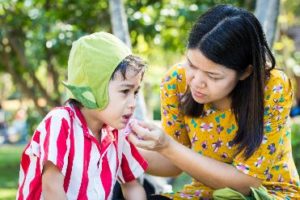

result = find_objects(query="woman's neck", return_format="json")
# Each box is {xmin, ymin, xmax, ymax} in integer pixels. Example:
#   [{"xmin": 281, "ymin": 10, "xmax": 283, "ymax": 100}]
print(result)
[{"xmin": 212, "ymin": 97, "xmax": 232, "ymax": 111}]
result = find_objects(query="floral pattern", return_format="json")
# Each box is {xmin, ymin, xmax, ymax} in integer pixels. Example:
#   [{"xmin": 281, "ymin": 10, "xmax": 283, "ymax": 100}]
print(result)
[{"xmin": 161, "ymin": 64, "xmax": 300, "ymax": 199}]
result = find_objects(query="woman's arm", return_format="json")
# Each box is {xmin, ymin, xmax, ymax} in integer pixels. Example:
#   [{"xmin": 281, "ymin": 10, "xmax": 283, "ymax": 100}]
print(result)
[
  {"xmin": 42, "ymin": 161, "xmax": 67, "ymax": 200},
  {"xmin": 130, "ymin": 121, "xmax": 261, "ymax": 195},
  {"xmin": 121, "ymin": 180, "xmax": 146, "ymax": 200},
  {"xmin": 137, "ymin": 148, "xmax": 182, "ymax": 177}
]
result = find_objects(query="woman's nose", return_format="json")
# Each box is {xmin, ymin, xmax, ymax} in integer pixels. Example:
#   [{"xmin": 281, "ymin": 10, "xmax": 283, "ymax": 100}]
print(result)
[{"xmin": 193, "ymin": 71, "xmax": 207, "ymax": 89}]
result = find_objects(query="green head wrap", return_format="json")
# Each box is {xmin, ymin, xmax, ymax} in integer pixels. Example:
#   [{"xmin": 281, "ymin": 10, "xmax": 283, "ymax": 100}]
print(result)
[{"xmin": 63, "ymin": 32, "xmax": 131, "ymax": 109}]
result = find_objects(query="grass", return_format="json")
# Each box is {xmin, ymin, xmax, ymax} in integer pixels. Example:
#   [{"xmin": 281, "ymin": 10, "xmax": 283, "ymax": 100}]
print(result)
[{"xmin": 0, "ymin": 145, "xmax": 24, "ymax": 200}]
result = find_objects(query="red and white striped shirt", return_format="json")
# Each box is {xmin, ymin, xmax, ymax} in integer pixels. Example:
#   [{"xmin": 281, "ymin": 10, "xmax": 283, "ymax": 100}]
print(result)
[{"xmin": 17, "ymin": 104, "xmax": 148, "ymax": 200}]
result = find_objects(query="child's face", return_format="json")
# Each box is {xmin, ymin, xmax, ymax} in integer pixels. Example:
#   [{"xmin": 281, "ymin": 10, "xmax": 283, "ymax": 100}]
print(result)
[{"xmin": 96, "ymin": 68, "xmax": 143, "ymax": 129}]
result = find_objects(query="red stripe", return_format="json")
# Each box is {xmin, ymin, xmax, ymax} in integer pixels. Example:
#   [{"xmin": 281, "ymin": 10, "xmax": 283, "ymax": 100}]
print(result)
[
  {"xmin": 18, "ymin": 148, "xmax": 30, "ymax": 200},
  {"xmin": 121, "ymin": 154, "xmax": 135, "ymax": 182},
  {"xmin": 129, "ymin": 142, "xmax": 148, "ymax": 170},
  {"xmin": 77, "ymin": 138, "xmax": 92, "ymax": 200},
  {"xmin": 32, "ymin": 130, "xmax": 40, "ymax": 143},
  {"xmin": 56, "ymin": 118, "xmax": 69, "ymax": 170},
  {"xmin": 100, "ymin": 154, "xmax": 113, "ymax": 200},
  {"xmin": 18, "ymin": 130, "xmax": 40, "ymax": 200},
  {"xmin": 27, "ymin": 160, "xmax": 42, "ymax": 199},
  {"xmin": 63, "ymin": 119, "xmax": 74, "ymax": 191}
]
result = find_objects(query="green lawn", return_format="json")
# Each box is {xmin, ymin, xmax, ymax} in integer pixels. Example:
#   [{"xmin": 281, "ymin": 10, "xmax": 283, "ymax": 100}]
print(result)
[{"xmin": 0, "ymin": 145, "xmax": 24, "ymax": 200}]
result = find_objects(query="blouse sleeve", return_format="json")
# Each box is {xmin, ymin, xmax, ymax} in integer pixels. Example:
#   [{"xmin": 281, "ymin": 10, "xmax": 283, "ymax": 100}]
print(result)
[
  {"xmin": 232, "ymin": 70, "xmax": 294, "ymax": 180},
  {"xmin": 160, "ymin": 64, "xmax": 191, "ymax": 147}
]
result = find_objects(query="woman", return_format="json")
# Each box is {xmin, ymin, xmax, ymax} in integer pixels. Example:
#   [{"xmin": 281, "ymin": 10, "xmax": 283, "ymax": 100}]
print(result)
[{"xmin": 129, "ymin": 4, "xmax": 300, "ymax": 200}]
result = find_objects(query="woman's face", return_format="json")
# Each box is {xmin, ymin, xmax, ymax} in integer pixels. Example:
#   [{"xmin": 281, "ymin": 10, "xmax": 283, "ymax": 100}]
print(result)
[{"xmin": 185, "ymin": 49, "xmax": 240, "ymax": 110}]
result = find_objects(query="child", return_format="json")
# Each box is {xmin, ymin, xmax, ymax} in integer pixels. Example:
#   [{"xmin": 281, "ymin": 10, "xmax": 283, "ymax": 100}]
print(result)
[{"xmin": 17, "ymin": 32, "xmax": 148, "ymax": 200}]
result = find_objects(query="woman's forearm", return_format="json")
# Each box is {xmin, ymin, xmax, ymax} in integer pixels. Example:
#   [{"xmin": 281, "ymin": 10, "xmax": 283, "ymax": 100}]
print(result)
[
  {"xmin": 138, "ymin": 148, "xmax": 182, "ymax": 177},
  {"xmin": 121, "ymin": 180, "xmax": 146, "ymax": 200},
  {"xmin": 159, "ymin": 139, "xmax": 261, "ymax": 195}
]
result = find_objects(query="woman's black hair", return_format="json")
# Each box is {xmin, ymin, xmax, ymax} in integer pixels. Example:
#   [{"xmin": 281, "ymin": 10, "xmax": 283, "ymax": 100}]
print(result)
[{"xmin": 182, "ymin": 5, "xmax": 275, "ymax": 159}]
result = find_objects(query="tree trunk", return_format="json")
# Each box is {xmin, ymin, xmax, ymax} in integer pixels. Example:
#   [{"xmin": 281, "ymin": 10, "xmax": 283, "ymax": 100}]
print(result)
[
  {"xmin": 109, "ymin": 0, "xmax": 147, "ymax": 120},
  {"xmin": 254, "ymin": 0, "xmax": 280, "ymax": 47}
]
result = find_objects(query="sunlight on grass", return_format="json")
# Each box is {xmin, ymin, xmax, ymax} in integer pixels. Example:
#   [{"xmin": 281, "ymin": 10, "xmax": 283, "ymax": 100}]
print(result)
[
  {"xmin": 0, "ymin": 145, "xmax": 24, "ymax": 200},
  {"xmin": 0, "ymin": 188, "xmax": 17, "ymax": 200}
]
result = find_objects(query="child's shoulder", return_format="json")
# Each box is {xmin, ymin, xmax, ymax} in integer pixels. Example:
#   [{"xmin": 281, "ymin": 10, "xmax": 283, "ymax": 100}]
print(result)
[{"xmin": 43, "ymin": 106, "xmax": 74, "ymax": 122}]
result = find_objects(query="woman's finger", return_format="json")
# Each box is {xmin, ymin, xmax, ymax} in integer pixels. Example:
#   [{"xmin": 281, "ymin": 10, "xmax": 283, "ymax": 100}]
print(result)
[
  {"xmin": 133, "ymin": 120, "xmax": 158, "ymax": 131},
  {"xmin": 130, "ymin": 121, "xmax": 152, "ymax": 139}
]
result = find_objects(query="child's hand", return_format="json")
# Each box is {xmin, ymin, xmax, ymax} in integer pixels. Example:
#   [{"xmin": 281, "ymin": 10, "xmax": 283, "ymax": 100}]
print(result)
[{"xmin": 128, "ymin": 121, "xmax": 170, "ymax": 151}]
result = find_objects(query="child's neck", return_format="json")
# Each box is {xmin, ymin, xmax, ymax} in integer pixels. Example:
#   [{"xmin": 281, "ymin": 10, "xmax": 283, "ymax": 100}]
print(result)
[{"xmin": 80, "ymin": 107, "xmax": 104, "ymax": 141}]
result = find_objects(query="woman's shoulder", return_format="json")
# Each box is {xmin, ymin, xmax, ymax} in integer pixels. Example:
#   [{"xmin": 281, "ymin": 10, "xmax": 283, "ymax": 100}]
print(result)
[
  {"xmin": 161, "ymin": 63, "xmax": 187, "ymax": 93},
  {"xmin": 264, "ymin": 69, "xmax": 293, "ymax": 108},
  {"xmin": 265, "ymin": 69, "xmax": 292, "ymax": 93}
]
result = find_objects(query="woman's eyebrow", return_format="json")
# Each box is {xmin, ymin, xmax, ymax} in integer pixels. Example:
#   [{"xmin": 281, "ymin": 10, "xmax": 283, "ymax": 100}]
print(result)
[{"xmin": 186, "ymin": 57, "xmax": 223, "ymax": 75}]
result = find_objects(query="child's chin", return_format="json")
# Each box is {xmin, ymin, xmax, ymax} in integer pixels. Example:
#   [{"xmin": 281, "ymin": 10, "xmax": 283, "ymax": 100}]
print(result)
[{"xmin": 111, "ymin": 123, "xmax": 125, "ymax": 130}]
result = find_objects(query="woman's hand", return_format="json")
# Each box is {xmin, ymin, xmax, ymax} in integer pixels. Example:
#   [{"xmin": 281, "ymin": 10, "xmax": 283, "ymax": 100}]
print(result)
[{"xmin": 128, "ymin": 121, "xmax": 170, "ymax": 151}]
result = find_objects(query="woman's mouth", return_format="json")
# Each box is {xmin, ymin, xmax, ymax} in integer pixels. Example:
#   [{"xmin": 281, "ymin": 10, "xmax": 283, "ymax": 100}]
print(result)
[{"xmin": 192, "ymin": 89, "xmax": 206, "ymax": 99}]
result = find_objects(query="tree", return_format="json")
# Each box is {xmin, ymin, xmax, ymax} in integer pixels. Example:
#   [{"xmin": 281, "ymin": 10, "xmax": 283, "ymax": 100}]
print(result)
[
  {"xmin": 254, "ymin": 0, "xmax": 280, "ymax": 47},
  {"xmin": 109, "ymin": 0, "xmax": 147, "ymax": 120},
  {"xmin": 0, "ymin": 0, "xmax": 110, "ymax": 115}
]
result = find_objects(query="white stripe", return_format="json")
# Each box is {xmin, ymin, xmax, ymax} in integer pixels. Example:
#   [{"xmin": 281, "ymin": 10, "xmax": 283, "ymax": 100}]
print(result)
[
  {"xmin": 66, "ymin": 122, "xmax": 84, "ymax": 199},
  {"xmin": 47, "ymin": 112, "xmax": 64, "ymax": 165},
  {"xmin": 22, "ymin": 156, "xmax": 38, "ymax": 199},
  {"xmin": 87, "ymin": 144, "xmax": 102, "ymax": 199}
]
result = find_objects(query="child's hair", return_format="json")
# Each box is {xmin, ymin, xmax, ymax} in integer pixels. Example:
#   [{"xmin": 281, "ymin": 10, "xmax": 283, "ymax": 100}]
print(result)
[
  {"xmin": 67, "ymin": 54, "xmax": 146, "ymax": 108},
  {"xmin": 181, "ymin": 5, "xmax": 275, "ymax": 159},
  {"xmin": 111, "ymin": 55, "xmax": 146, "ymax": 80}
]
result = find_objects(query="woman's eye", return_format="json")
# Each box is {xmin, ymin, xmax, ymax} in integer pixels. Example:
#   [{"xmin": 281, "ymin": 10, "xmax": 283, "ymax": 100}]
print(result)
[{"xmin": 208, "ymin": 76, "xmax": 221, "ymax": 81}]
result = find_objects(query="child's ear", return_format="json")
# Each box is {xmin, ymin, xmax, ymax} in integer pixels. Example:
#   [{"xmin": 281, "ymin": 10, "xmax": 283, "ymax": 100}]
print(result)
[{"xmin": 239, "ymin": 65, "xmax": 253, "ymax": 80}]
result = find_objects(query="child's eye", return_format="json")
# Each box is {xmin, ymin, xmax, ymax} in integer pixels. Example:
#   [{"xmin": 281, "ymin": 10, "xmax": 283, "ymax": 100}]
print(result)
[
  {"xmin": 121, "ymin": 89, "xmax": 130, "ymax": 94},
  {"xmin": 134, "ymin": 90, "xmax": 139, "ymax": 97}
]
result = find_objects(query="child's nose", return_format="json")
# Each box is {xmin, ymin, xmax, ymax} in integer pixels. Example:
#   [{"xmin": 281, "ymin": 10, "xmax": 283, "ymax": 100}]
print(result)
[{"xmin": 128, "ymin": 94, "xmax": 136, "ymax": 109}]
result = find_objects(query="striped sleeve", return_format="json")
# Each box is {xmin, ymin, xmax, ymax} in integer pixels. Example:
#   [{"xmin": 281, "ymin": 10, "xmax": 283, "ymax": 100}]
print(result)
[
  {"xmin": 117, "ymin": 138, "xmax": 148, "ymax": 183},
  {"xmin": 18, "ymin": 108, "xmax": 72, "ymax": 199},
  {"xmin": 26, "ymin": 108, "xmax": 71, "ymax": 175}
]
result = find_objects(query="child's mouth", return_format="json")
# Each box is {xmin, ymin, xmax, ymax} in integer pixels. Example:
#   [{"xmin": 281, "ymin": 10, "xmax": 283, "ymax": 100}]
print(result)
[{"xmin": 122, "ymin": 114, "xmax": 132, "ymax": 124}]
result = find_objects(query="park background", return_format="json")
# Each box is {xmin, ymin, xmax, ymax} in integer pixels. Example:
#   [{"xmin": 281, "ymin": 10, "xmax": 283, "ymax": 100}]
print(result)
[{"xmin": 0, "ymin": 0, "xmax": 300, "ymax": 199}]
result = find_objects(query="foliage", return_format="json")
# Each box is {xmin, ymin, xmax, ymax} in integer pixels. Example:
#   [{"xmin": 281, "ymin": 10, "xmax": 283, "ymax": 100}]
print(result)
[
  {"xmin": 0, "ymin": 145, "xmax": 24, "ymax": 200},
  {"xmin": 291, "ymin": 121, "xmax": 300, "ymax": 174}
]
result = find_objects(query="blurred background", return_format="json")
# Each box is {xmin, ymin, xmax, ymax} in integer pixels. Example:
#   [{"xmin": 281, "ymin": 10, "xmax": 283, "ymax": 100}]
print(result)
[{"xmin": 0, "ymin": 0, "xmax": 300, "ymax": 199}]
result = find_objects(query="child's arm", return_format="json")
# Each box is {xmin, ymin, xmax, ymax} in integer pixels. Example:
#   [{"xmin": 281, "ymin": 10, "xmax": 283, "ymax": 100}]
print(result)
[
  {"xmin": 42, "ymin": 161, "xmax": 67, "ymax": 200},
  {"xmin": 121, "ymin": 180, "xmax": 147, "ymax": 200}
]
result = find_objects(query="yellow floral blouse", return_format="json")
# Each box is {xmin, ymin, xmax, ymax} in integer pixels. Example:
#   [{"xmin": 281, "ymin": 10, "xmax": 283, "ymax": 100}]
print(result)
[{"xmin": 161, "ymin": 64, "xmax": 300, "ymax": 200}]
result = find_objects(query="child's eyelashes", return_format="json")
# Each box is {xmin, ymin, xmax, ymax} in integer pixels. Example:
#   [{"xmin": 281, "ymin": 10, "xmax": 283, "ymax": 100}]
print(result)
[
  {"xmin": 120, "ymin": 89, "xmax": 139, "ymax": 97},
  {"xmin": 120, "ymin": 89, "xmax": 130, "ymax": 95},
  {"xmin": 134, "ymin": 90, "xmax": 139, "ymax": 97}
]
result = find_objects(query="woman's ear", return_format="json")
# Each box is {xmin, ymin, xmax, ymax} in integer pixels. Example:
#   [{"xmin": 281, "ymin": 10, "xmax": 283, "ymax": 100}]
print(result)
[{"xmin": 239, "ymin": 65, "xmax": 253, "ymax": 80}]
